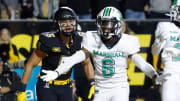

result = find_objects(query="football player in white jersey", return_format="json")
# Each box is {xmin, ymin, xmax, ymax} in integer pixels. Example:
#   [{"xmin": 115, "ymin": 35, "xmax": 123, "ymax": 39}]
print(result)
[
  {"xmin": 41, "ymin": 7, "xmax": 158, "ymax": 101},
  {"xmin": 151, "ymin": 0, "xmax": 180, "ymax": 101}
]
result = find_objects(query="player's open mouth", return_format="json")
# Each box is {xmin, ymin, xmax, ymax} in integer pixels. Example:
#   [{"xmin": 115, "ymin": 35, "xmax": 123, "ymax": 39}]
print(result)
[{"xmin": 65, "ymin": 28, "xmax": 73, "ymax": 32}]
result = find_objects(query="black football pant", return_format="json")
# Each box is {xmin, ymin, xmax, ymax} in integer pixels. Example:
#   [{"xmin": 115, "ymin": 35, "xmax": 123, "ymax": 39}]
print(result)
[{"xmin": 36, "ymin": 80, "xmax": 73, "ymax": 101}]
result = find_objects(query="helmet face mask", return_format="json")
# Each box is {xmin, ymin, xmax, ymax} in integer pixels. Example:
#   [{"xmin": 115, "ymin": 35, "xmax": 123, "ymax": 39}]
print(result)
[
  {"xmin": 96, "ymin": 7, "xmax": 123, "ymax": 40},
  {"xmin": 54, "ymin": 7, "xmax": 77, "ymax": 36},
  {"xmin": 97, "ymin": 17, "xmax": 121, "ymax": 40},
  {"xmin": 58, "ymin": 19, "xmax": 76, "ymax": 35},
  {"xmin": 168, "ymin": 5, "xmax": 180, "ymax": 22}
]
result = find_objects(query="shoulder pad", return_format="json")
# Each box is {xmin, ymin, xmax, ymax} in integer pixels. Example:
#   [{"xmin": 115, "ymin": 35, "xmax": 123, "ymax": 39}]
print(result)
[
  {"xmin": 122, "ymin": 34, "xmax": 140, "ymax": 54},
  {"xmin": 37, "ymin": 32, "xmax": 57, "ymax": 53},
  {"xmin": 122, "ymin": 34, "xmax": 139, "ymax": 42},
  {"xmin": 39, "ymin": 32, "xmax": 57, "ymax": 45},
  {"xmin": 86, "ymin": 31, "xmax": 98, "ymax": 37},
  {"xmin": 157, "ymin": 22, "xmax": 172, "ymax": 28}
]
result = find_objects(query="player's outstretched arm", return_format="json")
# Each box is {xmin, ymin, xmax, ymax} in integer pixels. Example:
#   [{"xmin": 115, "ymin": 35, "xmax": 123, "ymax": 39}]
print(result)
[
  {"xmin": 82, "ymin": 56, "xmax": 95, "ymax": 100},
  {"xmin": 130, "ymin": 53, "xmax": 158, "ymax": 79},
  {"xmin": 151, "ymin": 38, "xmax": 166, "ymax": 56},
  {"xmin": 82, "ymin": 57, "xmax": 94, "ymax": 80},
  {"xmin": 151, "ymin": 23, "xmax": 169, "ymax": 56},
  {"xmin": 17, "ymin": 49, "xmax": 46, "ymax": 101},
  {"xmin": 55, "ymin": 50, "xmax": 87, "ymax": 75},
  {"xmin": 41, "ymin": 49, "xmax": 89, "ymax": 82}
]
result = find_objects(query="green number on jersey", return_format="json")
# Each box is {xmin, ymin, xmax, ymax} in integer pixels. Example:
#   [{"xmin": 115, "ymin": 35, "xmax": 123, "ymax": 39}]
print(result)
[
  {"xmin": 102, "ymin": 58, "xmax": 115, "ymax": 77},
  {"xmin": 173, "ymin": 43, "xmax": 180, "ymax": 61}
]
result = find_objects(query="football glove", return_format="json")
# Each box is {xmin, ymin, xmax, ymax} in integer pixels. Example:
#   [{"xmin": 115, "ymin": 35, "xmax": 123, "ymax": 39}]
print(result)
[
  {"xmin": 88, "ymin": 79, "xmax": 95, "ymax": 101},
  {"xmin": 17, "ymin": 92, "xmax": 27, "ymax": 101},
  {"xmin": 154, "ymin": 73, "xmax": 170, "ymax": 85},
  {"xmin": 162, "ymin": 48, "xmax": 180, "ymax": 58},
  {"xmin": 41, "ymin": 70, "xmax": 59, "ymax": 82}
]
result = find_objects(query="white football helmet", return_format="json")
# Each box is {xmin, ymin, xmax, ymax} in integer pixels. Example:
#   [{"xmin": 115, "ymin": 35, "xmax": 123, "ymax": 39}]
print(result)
[
  {"xmin": 167, "ymin": 0, "xmax": 180, "ymax": 22},
  {"xmin": 97, "ymin": 6, "xmax": 123, "ymax": 40}
]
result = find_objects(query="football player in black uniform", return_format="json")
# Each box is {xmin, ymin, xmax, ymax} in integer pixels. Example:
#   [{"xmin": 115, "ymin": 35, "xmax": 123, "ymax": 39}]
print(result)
[{"xmin": 16, "ymin": 7, "xmax": 94, "ymax": 101}]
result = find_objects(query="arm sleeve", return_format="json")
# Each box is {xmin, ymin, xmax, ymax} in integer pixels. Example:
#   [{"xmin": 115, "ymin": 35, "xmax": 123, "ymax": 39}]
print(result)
[
  {"xmin": 151, "ymin": 22, "xmax": 167, "ymax": 56},
  {"xmin": 55, "ymin": 50, "xmax": 86, "ymax": 75},
  {"xmin": 151, "ymin": 39, "xmax": 166, "ymax": 56},
  {"xmin": 131, "ymin": 54, "xmax": 158, "ymax": 79}
]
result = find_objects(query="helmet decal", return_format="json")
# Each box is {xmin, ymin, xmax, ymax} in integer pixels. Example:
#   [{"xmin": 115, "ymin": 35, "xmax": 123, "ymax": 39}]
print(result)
[
  {"xmin": 173, "ymin": 0, "xmax": 180, "ymax": 5},
  {"xmin": 104, "ymin": 7, "xmax": 111, "ymax": 16}
]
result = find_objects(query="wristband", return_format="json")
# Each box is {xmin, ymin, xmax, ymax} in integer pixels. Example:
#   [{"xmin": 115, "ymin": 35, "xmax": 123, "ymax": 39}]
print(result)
[{"xmin": 89, "ymin": 78, "xmax": 95, "ymax": 86}]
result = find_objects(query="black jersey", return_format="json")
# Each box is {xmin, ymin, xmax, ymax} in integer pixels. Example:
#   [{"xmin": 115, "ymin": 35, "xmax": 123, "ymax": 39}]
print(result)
[{"xmin": 37, "ymin": 31, "xmax": 83, "ymax": 80}]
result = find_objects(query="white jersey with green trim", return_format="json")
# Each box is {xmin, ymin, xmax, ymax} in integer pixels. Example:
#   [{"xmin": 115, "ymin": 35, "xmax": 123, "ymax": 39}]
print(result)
[
  {"xmin": 82, "ymin": 31, "xmax": 140, "ymax": 88},
  {"xmin": 155, "ymin": 22, "xmax": 180, "ymax": 72}
]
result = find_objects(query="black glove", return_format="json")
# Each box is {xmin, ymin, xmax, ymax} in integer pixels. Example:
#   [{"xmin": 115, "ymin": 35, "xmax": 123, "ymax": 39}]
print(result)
[
  {"xmin": 16, "ymin": 82, "xmax": 27, "ymax": 101},
  {"xmin": 88, "ymin": 79, "xmax": 95, "ymax": 101},
  {"xmin": 17, "ymin": 82, "xmax": 26, "ymax": 92}
]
